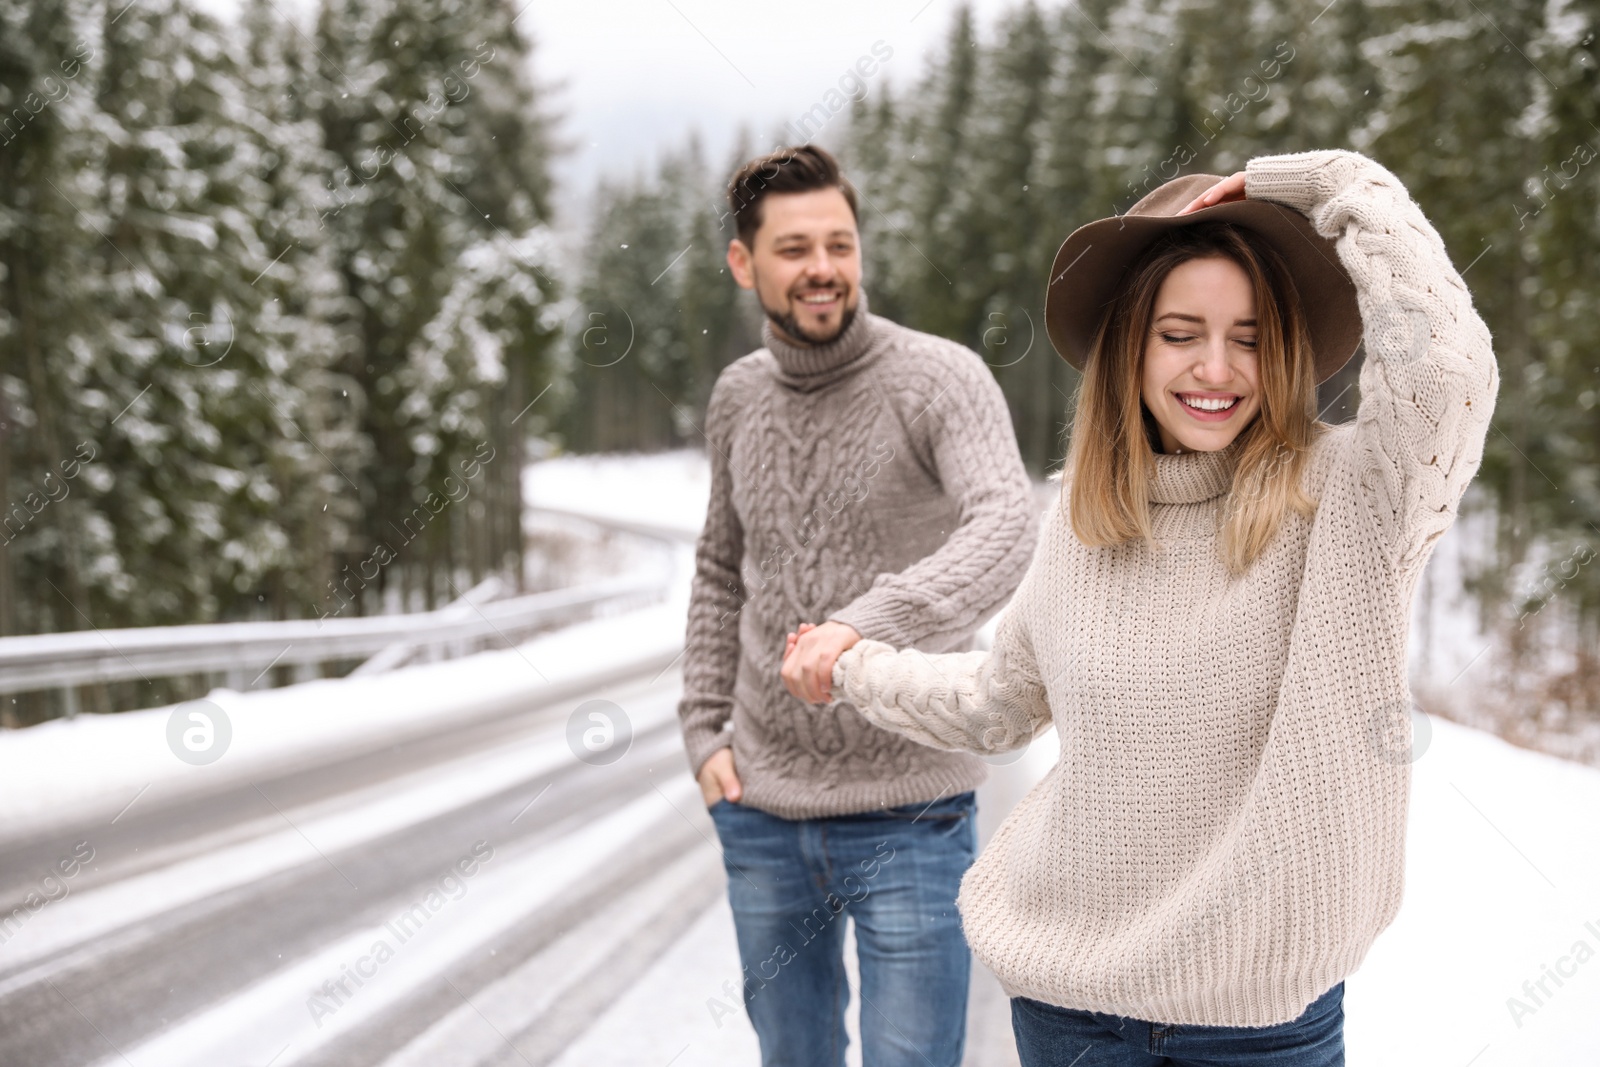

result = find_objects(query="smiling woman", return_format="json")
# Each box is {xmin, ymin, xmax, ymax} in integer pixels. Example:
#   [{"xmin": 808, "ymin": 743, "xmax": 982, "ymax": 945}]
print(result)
[
  {"xmin": 830, "ymin": 147, "xmax": 1501, "ymax": 1065},
  {"xmin": 1065, "ymin": 216, "xmax": 1329, "ymax": 573}
]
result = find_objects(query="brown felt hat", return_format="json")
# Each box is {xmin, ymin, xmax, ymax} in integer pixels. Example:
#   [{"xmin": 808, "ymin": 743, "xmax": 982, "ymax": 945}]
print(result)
[{"xmin": 1043, "ymin": 173, "xmax": 1362, "ymax": 385}]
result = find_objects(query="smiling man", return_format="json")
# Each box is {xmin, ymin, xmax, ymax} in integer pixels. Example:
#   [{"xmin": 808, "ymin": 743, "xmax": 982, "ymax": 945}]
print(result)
[{"xmin": 676, "ymin": 144, "xmax": 1039, "ymax": 1067}]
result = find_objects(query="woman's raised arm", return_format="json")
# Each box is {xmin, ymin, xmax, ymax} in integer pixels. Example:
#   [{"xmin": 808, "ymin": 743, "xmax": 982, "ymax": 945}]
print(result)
[{"xmin": 1244, "ymin": 148, "xmax": 1501, "ymax": 571}]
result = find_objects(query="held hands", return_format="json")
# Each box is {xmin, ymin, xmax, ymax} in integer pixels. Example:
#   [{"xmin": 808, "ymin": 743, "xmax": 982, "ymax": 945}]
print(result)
[
  {"xmin": 1177, "ymin": 170, "xmax": 1247, "ymax": 215},
  {"xmin": 781, "ymin": 620, "xmax": 861, "ymax": 705}
]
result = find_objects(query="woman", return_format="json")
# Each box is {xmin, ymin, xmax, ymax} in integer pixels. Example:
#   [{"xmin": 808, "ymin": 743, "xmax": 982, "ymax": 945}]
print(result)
[{"xmin": 782, "ymin": 148, "xmax": 1499, "ymax": 1065}]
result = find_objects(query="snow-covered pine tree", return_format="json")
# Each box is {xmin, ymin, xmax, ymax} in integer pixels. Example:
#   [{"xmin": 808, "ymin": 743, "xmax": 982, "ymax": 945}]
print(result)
[
  {"xmin": 236, "ymin": 0, "xmax": 368, "ymax": 628},
  {"xmin": 1509, "ymin": 2, "xmax": 1600, "ymax": 635},
  {"xmin": 0, "ymin": 0, "xmax": 378, "ymax": 718},
  {"xmin": 0, "ymin": 0, "xmax": 104, "ymax": 659},
  {"xmin": 675, "ymin": 152, "xmax": 758, "ymax": 419},
  {"xmin": 890, "ymin": 3, "xmax": 982, "ymax": 343},
  {"xmin": 564, "ymin": 156, "xmax": 695, "ymax": 453},
  {"xmin": 314, "ymin": 0, "xmax": 561, "ymax": 608},
  {"xmin": 958, "ymin": 1, "xmax": 1060, "ymax": 470},
  {"xmin": 71, "ymin": 0, "xmax": 364, "ymax": 638}
]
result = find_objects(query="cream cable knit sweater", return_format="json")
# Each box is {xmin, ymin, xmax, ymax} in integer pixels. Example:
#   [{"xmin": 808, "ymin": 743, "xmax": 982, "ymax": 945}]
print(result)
[{"xmin": 831, "ymin": 148, "xmax": 1500, "ymax": 1027}]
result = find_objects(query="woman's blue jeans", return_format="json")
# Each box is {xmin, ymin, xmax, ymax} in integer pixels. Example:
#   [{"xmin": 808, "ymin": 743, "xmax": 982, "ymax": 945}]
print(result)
[
  {"xmin": 706, "ymin": 790, "xmax": 978, "ymax": 1067},
  {"xmin": 1010, "ymin": 980, "xmax": 1346, "ymax": 1067}
]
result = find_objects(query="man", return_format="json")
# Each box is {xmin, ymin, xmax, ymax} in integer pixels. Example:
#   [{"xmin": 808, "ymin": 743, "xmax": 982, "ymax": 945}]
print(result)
[{"xmin": 677, "ymin": 143, "xmax": 1038, "ymax": 1067}]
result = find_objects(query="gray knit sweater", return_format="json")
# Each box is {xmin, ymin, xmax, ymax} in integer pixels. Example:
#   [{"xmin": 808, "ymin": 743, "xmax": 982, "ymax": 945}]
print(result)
[
  {"xmin": 833, "ymin": 149, "xmax": 1500, "ymax": 1027},
  {"xmin": 676, "ymin": 290, "xmax": 1039, "ymax": 819}
]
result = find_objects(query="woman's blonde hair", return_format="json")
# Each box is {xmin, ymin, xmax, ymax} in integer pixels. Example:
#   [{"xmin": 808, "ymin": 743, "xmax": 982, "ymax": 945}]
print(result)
[{"xmin": 1062, "ymin": 222, "xmax": 1327, "ymax": 574}]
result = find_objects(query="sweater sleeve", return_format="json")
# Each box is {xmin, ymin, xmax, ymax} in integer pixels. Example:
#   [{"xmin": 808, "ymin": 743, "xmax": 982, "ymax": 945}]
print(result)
[
  {"xmin": 1244, "ymin": 148, "xmax": 1500, "ymax": 572},
  {"xmin": 829, "ymin": 508, "xmax": 1053, "ymax": 755},
  {"xmin": 675, "ymin": 371, "xmax": 747, "ymax": 778},
  {"xmin": 824, "ymin": 344, "xmax": 1039, "ymax": 647}
]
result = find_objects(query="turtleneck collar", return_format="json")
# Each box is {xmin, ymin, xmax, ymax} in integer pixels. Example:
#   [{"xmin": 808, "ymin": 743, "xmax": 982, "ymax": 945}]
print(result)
[
  {"xmin": 1148, "ymin": 435, "xmax": 1243, "ymax": 504},
  {"xmin": 762, "ymin": 289, "xmax": 884, "ymax": 388}
]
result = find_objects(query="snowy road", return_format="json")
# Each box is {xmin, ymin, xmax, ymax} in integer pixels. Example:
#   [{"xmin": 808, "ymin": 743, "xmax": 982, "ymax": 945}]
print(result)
[
  {"xmin": 9, "ymin": 642, "xmax": 1596, "ymax": 1067},
  {"xmin": 0, "ymin": 639, "xmax": 1038, "ymax": 1067},
  {"xmin": 7, "ymin": 658, "xmax": 1597, "ymax": 1067},
  {"xmin": 0, "ymin": 660, "xmax": 713, "ymax": 1066}
]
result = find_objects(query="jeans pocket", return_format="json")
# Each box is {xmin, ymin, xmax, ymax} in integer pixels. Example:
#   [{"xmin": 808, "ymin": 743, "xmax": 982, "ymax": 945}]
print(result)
[{"xmin": 879, "ymin": 790, "xmax": 976, "ymax": 821}]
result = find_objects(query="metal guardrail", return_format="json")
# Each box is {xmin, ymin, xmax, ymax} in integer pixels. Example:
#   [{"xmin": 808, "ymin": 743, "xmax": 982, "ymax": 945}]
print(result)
[
  {"xmin": 0, "ymin": 573, "xmax": 666, "ymax": 696},
  {"xmin": 525, "ymin": 504, "xmax": 701, "ymax": 545}
]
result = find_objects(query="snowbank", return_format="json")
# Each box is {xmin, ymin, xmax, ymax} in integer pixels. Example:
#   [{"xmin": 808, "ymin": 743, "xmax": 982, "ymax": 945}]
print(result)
[{"xmin": 0, "ymin": 592, "xmax": 689, "ymax": 843}]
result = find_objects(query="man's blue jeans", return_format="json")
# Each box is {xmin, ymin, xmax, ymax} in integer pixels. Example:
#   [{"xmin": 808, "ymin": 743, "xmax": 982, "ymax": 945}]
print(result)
[
  {"xmin": 706, "ymin": 790, "xmax": 978, "ymax": 1067},
  {"xmin": 1010, "ymin": 980, "xmax": 1346, "ymax": 1067}
]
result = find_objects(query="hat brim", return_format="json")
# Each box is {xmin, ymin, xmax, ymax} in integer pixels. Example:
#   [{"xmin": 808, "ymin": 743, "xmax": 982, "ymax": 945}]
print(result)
[{"xmin": 1043, "ymin": 199, "xmax": 1361, "ymax": 385}]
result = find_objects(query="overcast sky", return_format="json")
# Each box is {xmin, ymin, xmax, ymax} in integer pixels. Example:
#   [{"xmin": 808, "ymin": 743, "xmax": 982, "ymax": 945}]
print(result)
[
  {"xmin": 523, "ymin": 0, "xmax": 1018, "ymax": 210},
  {"xmin": 196, "ymin": 0, "xmax": 1022, "ymax": 228}
]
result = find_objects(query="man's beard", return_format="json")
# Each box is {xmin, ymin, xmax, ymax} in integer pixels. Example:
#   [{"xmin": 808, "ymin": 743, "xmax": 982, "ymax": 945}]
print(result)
[{"xmin": 760, "ymin": 287, "xmax": 857, "ymax": 346}]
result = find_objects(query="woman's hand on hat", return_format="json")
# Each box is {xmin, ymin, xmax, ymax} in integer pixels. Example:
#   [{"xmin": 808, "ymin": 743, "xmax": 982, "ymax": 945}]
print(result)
[{"xmin": 1177, "ymin": 170, "xmax": 1247, "ymax": 215}]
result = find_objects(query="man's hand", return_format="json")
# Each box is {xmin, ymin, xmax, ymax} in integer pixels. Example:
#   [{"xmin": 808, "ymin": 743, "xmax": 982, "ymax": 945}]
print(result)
[
  {"xmin": 781, "ymin": 620, "xmax": 861, "ymax": 705},
  {"xmin": 697, "ymin": 747, "xmax": 742, "ymax": 808}
]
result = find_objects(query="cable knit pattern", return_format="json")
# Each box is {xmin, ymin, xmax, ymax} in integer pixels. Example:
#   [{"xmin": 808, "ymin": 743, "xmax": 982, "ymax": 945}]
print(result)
[
  {"xmin": 831, "ymin": 149, "xmax": 1500, "ymax": 1027},
  {"xmin": 676, "ymin": 290, "xmax": 1040, "ymax": 819}
]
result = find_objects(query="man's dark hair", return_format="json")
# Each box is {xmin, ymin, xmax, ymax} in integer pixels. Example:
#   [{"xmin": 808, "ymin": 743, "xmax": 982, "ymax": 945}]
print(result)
[{"xmin": 727, "ymin": 144, "xmax": 859, "ymax": 248}]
